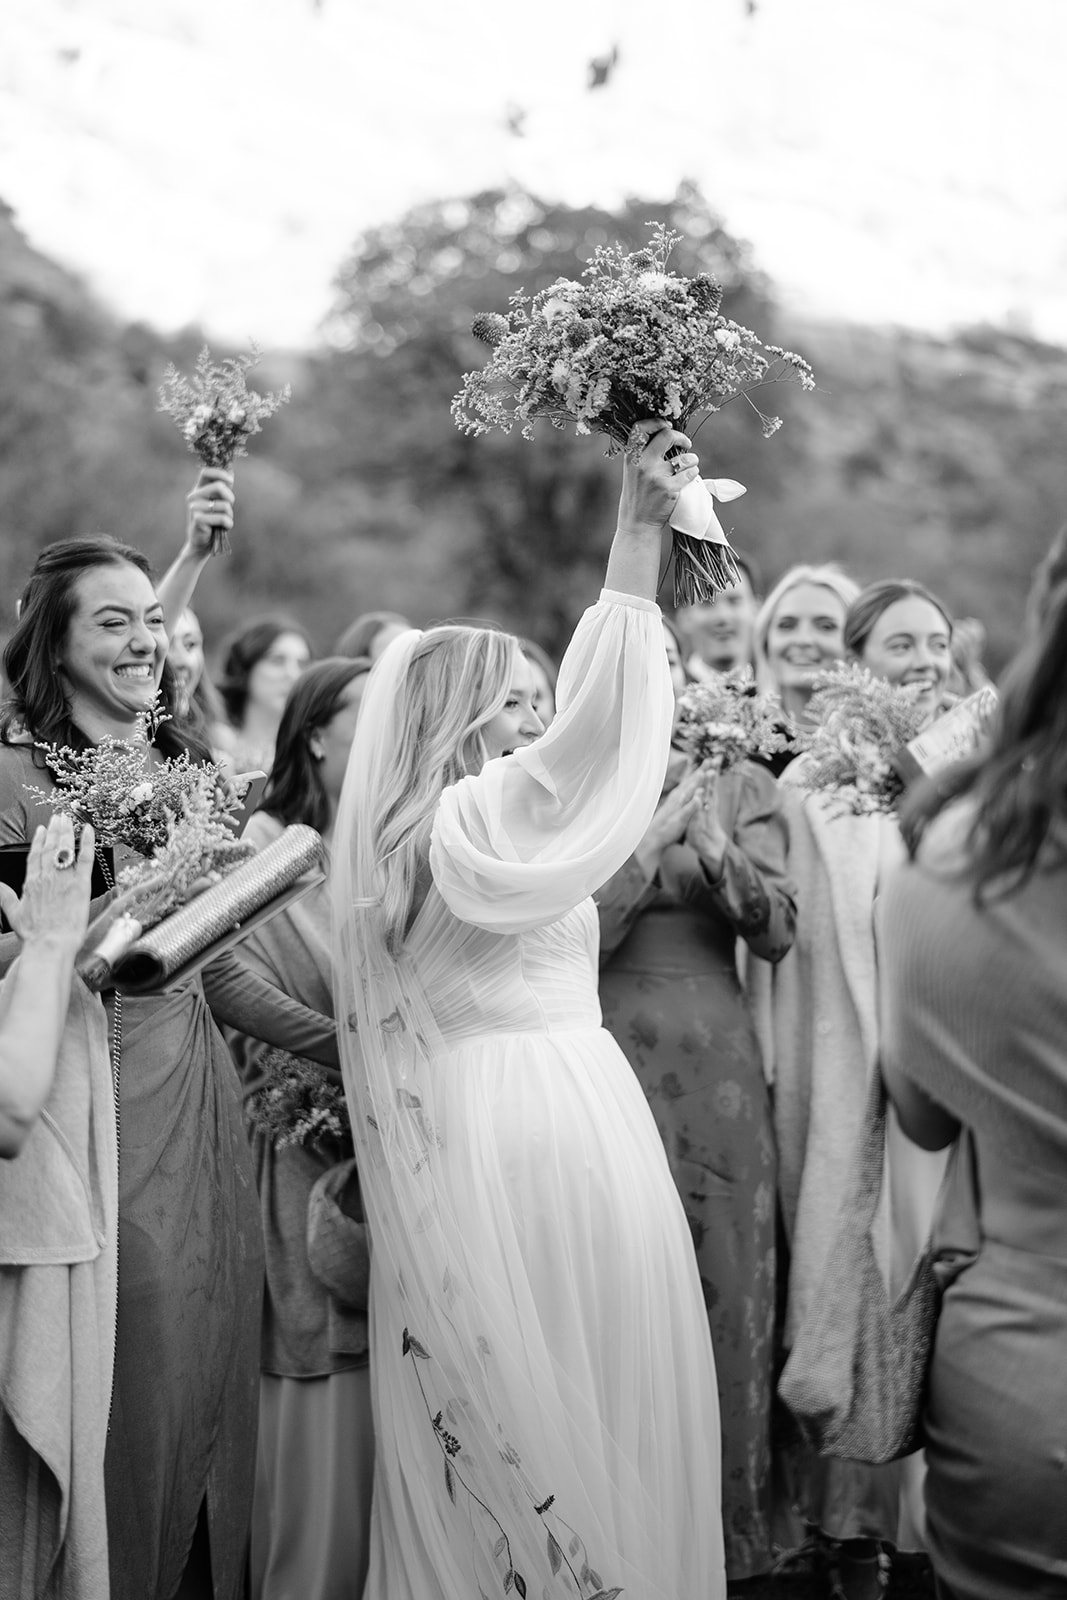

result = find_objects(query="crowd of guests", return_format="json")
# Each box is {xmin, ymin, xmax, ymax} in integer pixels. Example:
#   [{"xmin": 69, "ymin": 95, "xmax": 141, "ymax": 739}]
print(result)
[{"xmin": 0, "ymin": 444, "xmax": 1063, "ymax": 1600}]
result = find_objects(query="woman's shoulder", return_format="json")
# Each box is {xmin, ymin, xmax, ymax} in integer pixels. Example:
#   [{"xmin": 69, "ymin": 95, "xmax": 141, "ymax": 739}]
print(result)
[{"xmin": 0, "ymin": 740, "xmax": 52, "ymax": 844}]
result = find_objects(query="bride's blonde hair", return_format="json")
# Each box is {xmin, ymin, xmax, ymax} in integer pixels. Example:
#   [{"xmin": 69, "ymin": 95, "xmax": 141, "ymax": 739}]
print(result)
[{"xmin": 365, "ymin": 624, "xmax": 519, "ymax": 952}]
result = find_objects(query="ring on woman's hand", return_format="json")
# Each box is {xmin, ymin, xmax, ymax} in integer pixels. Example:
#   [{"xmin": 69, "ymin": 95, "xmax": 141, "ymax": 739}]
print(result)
[{"xmin": 54, "ymin": 846, "xmax": 75, "ymax": 870}]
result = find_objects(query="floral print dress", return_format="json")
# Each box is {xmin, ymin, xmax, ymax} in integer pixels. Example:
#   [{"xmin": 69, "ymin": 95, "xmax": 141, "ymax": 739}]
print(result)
[{"xmin": 596, "ymin": 759, "xmax": 796, "ymax": 1581}]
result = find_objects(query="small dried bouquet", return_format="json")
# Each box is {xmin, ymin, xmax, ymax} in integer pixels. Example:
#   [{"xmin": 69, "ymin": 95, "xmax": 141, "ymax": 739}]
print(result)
[
  {"xmin": 452, "ymin": 224, "xmax": 814, "ymax": 603},
  {"xmin": 157, "ymin": 345, "xmax": 291, "ymax": 552},
  {"xmin": 29, "ymin": 701, "xmax": 236, "ymax": 857},
  {"xmin": 794, "ymin": 664, "xmax": 928, "ymax": 817},
  {"xmin": 27, "ymin": 699, "xmax": 256, "ymax": 986},
  {"xmin": 675, "ymin": 669, "xmax": 790, "ymax": 777},
  {"xmin": 246, "ymin": 1048, "xmax": 352, "ymax": 1151}
]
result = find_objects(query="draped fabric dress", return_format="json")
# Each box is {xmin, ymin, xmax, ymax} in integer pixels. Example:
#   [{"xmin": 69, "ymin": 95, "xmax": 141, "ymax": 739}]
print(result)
[
  {"xmin": 749, "ymin": 769, "xmax": 947, "ymax": 1552},
  {"xmin": 880, "ymin": 806, "xmax": 1067, "ymax": 1600},
  {"xmin": 595, "ymin": 760, "xmax": 796, "ymax": 1579},
  {"xmin": 333, "ymin": 591, "xmax": 726, "ymax": 1600},
  {"xmin": 0, "ymin": 744, "xmax": 338, "ymax": 1600}
]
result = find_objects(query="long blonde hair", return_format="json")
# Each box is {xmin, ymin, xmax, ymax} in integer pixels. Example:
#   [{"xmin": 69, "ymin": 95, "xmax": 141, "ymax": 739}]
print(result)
[
  {"xmin": 753, "ymin": 563, "xmax": 860, "ymax": 692},
  {"xmin": 357, "ymin": 625, "xmax": 518, "ymax": 953}
]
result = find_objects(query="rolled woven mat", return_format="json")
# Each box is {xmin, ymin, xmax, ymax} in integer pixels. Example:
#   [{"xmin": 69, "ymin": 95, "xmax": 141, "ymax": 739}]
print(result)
[{"xmin": 113, "ymin": 823, "xmax": 325, "ymax": 994}]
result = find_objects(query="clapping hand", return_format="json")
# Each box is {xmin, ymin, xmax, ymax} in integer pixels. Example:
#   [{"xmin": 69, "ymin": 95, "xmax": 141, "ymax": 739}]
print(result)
[
  {"xmin": 634, "ymin": 767, "xmax": 703, "ymax": 878},
  {"xmin": 185, "ymin": 466, "xmax": 235, "ymax": 555},
  {"xmin": 0, "ymin": 816, "xmax": 95, "ymax": 953},
  {"xmin": 684, "ymin": 763, "xmax": 729, "ymax": 881}
]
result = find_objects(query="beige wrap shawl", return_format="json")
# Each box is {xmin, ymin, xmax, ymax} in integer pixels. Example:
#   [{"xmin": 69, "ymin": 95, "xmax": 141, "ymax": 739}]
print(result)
[{"xmin": 0, "ymin": 974, "xmax": 118, "ymax": 1600}]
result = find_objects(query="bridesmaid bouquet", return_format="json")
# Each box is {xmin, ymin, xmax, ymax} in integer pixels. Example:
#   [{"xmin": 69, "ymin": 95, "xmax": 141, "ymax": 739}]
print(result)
[
  {"xmin": 675, "ymin": 669, "xmax": 790, "ymax": 774},
  {"xmin": 157, "ymin": 344, "xmax": 291, "ymax": 552},
  {"xmin": 246, "ymin": 1048, "xmax": 351, "ymax": 1151},
  {"xmin": 452, "ymin": 223, "xmax": 815, "ymax": 603},
  {"xmin": 27, "ymin": 700, "xmax": 240, "ymax": 857},
  {"xmin": 795, "ymin": 664, "xmax": 928, "ymax": 816},
  {"xmin": 74, "ymin": 790, "xmax": 256, "ymax": 990}
]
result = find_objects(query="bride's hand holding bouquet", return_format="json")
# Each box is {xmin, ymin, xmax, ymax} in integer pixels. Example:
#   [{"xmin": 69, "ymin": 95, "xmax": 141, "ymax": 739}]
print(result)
[{"xmin": 607, "ymin": 418, "xmax": 703, "ymax": 598}]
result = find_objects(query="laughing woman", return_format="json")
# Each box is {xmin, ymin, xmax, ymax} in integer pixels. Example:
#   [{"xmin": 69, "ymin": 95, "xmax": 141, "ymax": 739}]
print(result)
[{"xmin": 0, "ymin": 533, "xmax": 341, "ymax": 1600}]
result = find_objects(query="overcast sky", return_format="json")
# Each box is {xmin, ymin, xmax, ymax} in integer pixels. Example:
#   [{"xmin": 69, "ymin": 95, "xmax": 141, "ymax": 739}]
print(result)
[{"xmin": 3, "ymin": 0, "xmax": 1065, "ymax": 347}]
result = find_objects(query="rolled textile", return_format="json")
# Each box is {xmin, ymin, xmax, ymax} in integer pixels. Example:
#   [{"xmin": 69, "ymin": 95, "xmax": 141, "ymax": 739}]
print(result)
[{"xmin": 113, "ymin": 824, "xmax": 325, "ymax": 994}]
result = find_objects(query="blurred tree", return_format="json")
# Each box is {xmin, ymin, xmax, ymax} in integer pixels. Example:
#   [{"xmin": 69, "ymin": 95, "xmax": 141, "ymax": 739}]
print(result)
[{"xmin": 3, "ymin": 190, "xmax": 1067, "ymax": 681}]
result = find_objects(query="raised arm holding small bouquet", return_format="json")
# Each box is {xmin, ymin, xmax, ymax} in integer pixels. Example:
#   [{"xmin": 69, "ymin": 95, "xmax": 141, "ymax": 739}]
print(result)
[
  {"xmin": 157, "ymin": 345, "xmax": 290, "ymax": 554},
  {"xmin": 453, "ymin": 224, "xmax": 815, "ymax": 603}
]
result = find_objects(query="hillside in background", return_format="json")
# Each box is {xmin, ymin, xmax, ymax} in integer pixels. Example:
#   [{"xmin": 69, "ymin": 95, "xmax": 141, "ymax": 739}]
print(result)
[{"xmin": 2, "ymin": 188, "xmax": 1065, "ymax": 671}]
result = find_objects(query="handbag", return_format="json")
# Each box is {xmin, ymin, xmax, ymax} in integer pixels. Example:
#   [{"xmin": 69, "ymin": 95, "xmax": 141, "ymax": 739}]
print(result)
[
  {"xmin": 778, "ymin": 1071, "xmax": 941, "ymax": 1464},
  {"xmin": 306, "ymin": 1156, "xmax": 371, "ymax": 1312}
]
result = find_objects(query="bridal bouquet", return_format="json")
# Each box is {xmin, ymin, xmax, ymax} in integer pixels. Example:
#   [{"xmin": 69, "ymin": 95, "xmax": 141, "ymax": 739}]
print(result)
[
  {"xmin": 795, "ymin": 664, "xmax": 928, "ymax": 816},
  {"xmin": 246, "ymin": 1048, "xmax": 352, "ymax": 1151},
  {"xmin": 675, "ymin": 669, "xmax": 790, "ymax": 774},
  {"xmin": 452, "ymin": 223, "xmax": 815, "ymax": 603},
  {"xmin": 157, "ymin": 344, "xmax": 291, "ymax": 552}
]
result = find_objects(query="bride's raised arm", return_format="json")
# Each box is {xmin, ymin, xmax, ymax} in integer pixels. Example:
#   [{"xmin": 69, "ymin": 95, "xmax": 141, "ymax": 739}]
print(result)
[{"xmin": 430, "ymin": 421, "xmax": 701, "ymax": 934}]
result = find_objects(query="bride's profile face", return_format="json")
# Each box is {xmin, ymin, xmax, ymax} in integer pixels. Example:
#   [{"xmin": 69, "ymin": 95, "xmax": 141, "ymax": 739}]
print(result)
[{"xmin": 482, "ymin": 651, "xmax": 544, "ymax": 761}]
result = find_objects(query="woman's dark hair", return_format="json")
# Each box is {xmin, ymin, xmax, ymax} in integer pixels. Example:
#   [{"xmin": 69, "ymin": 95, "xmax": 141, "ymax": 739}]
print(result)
[
  {"xmin": 334, "ymin": 610, "xmax": 410, "ymax": 660},
  {"xmin": 902, "ymin": 531, "xmax": 1067, "ymax": 899},
  {"xmin": 0, "ymin": 536, "xmax": 211, "ymax": 763},
  {"xmin": 259, "ymin": 656, "xmax": 372, "ymax": 831},
  {"xmin": 844, "ymin": 579, "xmax": 953, "ymax": 658},
  {"xmin": 217, "ymin": 616, "xmax": 313, "ymax": 726}
]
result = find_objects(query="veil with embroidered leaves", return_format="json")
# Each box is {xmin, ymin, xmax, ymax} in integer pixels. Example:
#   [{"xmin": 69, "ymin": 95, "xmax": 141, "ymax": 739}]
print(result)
[{"xmin": 330, "ymin": 597, "xmax": 725, "ymax": 1600}]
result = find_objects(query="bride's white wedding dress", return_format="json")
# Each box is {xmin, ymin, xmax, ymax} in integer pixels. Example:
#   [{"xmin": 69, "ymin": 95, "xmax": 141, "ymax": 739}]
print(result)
[{"xmin": 333, "ymin": 591, "xmax": 725, "ymax": 1600}]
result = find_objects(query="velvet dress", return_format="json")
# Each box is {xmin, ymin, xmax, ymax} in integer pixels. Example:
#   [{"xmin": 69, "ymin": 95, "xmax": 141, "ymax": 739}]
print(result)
[
  {"xmin": 595, "ymin": 758, "xmax": 796, "ymax": 1579},
  {"xmin": 0, "ymin": 744, "xmax": 340, "ymax": 1600}
]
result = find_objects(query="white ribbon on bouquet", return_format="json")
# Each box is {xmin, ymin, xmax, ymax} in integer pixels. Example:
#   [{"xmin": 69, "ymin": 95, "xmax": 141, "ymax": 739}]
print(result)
[{"xmin": 671, "ymin": 476, "xmax": 747, "ymax": 546}]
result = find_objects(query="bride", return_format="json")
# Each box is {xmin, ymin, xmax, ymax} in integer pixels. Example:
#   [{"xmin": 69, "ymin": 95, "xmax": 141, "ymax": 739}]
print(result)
[{"xmin": 332, "ymin": 421, "xmax": 725, "ymax": 1600}]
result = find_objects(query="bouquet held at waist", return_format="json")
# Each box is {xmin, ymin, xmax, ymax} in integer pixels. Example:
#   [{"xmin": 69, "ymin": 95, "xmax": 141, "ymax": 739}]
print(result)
[
  {"xmin": 26, "ymin": 700, "xmax": 324, "ymax": 991},
  {"xmin": 246, "ymin": 1047, "xmax": 351, "ymax": 1153},
  {"xmin": 452, "ymin": 223, "xmax": 815, "ymax": 606},
  {"xmin": 794, "ymin": 666, "xmax": 997, "ymax": 817}
]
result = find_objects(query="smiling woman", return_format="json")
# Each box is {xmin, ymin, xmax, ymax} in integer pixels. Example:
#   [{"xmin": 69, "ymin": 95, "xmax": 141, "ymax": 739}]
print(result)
[
  {"xmin": 0, "ymin": 535, "xmax": 342, "ymax": 1600},
  {"xmin": 844, "ymin": 579, "xmax": 954, "ymax": 726}
]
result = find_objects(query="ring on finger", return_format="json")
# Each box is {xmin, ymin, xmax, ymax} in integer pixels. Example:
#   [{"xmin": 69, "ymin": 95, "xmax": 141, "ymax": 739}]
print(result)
[{"xmin": 54, "ymin": 846, "xmax": 75, "ymax": 870}]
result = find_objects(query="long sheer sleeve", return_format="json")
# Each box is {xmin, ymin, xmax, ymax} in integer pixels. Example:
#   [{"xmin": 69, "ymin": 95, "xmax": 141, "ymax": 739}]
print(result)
[{"xmin": 430, "ymin": 590, "xmax": 673, "ymax": 935}]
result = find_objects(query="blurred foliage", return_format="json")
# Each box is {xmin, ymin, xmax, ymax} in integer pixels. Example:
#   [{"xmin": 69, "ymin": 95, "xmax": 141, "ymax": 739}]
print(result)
[{"xmin": 1, "ymin": 187, "xmax": 1065, "ymax": 676}]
